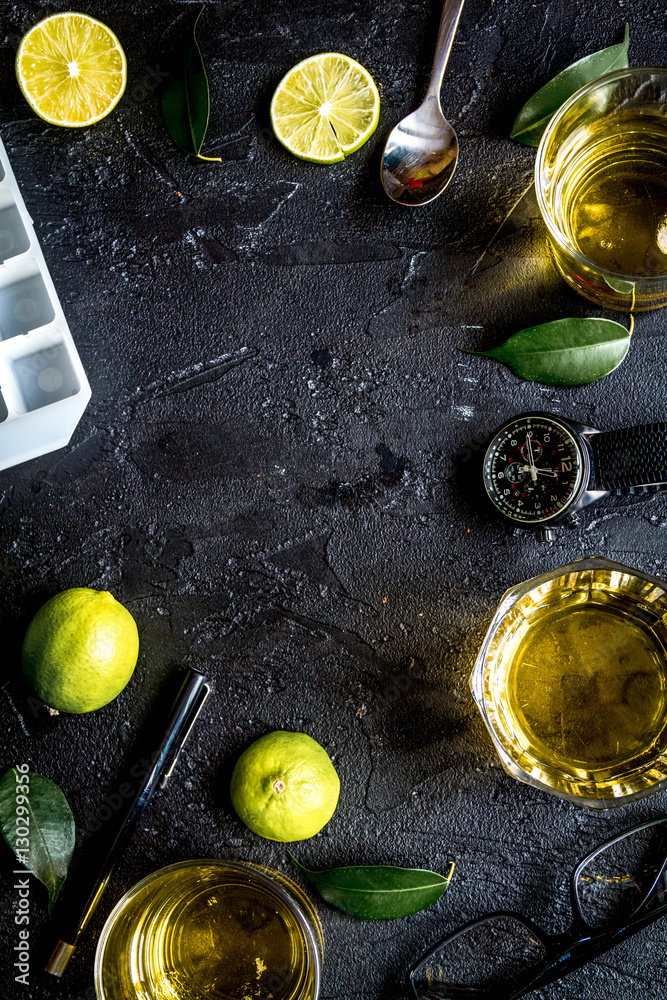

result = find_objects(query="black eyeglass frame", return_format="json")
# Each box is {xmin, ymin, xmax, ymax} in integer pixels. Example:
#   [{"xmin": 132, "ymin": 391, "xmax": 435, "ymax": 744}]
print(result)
[{"xmin": 408, "ymin": 816, "xmax": 667, "ymax": 1000}]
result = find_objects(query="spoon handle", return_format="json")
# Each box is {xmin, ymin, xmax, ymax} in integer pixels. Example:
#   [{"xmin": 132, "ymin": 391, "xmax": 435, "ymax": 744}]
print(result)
[{"xmin": 426, "ymin": 0, "xmax": 466, "ymax": 102}]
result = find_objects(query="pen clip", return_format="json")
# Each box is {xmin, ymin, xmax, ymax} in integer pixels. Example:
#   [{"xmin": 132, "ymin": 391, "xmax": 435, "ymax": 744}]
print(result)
[{"xmin": 160, "ymin": 680, "xmax": 212, "ymax": 789}]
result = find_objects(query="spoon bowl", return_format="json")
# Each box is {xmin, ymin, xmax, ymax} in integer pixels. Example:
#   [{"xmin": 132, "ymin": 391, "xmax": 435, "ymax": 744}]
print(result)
[
  {"xmin": 381, "ymin": 0, "xmax": 465, "ymax": 206},
  {"xmin": 381, "ymin": 100, "xmax": 459, "ymax": 206}
]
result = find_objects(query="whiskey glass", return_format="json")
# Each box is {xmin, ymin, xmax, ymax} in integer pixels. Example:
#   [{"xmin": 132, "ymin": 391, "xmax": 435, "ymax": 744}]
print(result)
[
  {"xmin": 536, "ymin": 68, "xmax": 667, "ymax": 311},
  {"xmin": 95, "ymin": 859, "xmax": 323, "ymax": 1000},
  {"xmin": 471, "ymin": 556, "xmax": 667, "ymax": 808}
]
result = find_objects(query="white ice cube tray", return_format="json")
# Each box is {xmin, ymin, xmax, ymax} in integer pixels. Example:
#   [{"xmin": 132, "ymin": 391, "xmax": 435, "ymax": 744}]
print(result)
[{"xmin": 0, "ymin": 135, "xmax": 90, "ymax": 471}]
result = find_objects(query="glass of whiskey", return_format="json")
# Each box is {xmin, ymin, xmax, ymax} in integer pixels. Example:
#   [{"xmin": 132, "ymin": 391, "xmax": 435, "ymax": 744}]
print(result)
[
  {"xmin": 536, "ymin": 68, "xmax": 667, "ymax": 310},
  {"xmin": 471, "ymin": 556, "xmax": 667, "ymax": 809}
]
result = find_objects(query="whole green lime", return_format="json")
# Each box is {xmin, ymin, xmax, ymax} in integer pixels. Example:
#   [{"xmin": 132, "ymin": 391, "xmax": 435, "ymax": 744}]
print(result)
[
  {"xmin": 230, "ymin": 731, "xmax": 340, "ymax": 842},
  {"xmin": 22, "ymin": 588, "xmax": 139, "ymax": 713}
]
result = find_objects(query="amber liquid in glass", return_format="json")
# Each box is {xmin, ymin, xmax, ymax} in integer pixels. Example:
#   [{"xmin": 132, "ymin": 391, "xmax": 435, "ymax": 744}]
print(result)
[
  {"xmin": 98, "ymin": 864, "xmax": 318, "ymax": 1000},
  {"xmin": 505, "ymin": 596, "xmax": 667, "ymax": 773},
  {"xmin": 560, "ymin": 112, "xmax": 667, "ymax": 278}
]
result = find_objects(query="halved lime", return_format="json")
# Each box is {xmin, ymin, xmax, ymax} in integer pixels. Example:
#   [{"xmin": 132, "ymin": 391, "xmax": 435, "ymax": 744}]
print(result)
[
  {"xmin": 270, "ymin": 52, "xmax": 380, "ymax": 164},
  {"xmin": 16, "ymin": 12, "xmax": 127, "ymax": 127}
]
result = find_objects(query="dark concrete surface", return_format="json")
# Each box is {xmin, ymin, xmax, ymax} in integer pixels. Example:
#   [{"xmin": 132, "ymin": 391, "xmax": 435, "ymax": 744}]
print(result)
[{"xmin": 1, "ymin": 1, "xmax": 667, "ymax": 997}]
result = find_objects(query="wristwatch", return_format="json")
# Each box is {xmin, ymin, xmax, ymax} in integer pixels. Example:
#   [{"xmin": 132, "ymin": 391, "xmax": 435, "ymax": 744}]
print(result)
[{"xmin": 482, "ymin": 411, "xmax": 667, "ymax": 539}]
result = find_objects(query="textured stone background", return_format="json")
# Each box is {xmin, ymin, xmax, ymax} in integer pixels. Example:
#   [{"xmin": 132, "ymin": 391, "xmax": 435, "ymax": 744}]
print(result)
[{"xmin": 1, "ymin": 1, "xmax": 667, "ymax": 998}]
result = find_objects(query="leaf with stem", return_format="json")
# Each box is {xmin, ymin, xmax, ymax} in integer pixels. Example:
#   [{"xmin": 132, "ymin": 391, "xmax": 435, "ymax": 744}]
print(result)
[
  {"xmin": 161, "ymin": 4, "xmax": 221, "ymax": 161},
  {"xmin": 604, "ymin": 275, "xmax": 636, "ymax": 295},
  {"xmin": 0, "ymin": 769, "xmax": 75, "ymax": 913},
  {"xmin": 462, "ymin": 316, "xmax": 632, "ymax": 386},
  {"xmin": 290, "ymin": 854, "xmax": 454, "ymax": 919}
]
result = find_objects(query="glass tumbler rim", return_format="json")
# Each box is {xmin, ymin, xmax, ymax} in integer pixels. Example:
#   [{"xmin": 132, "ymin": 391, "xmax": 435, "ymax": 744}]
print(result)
[
  {"xmin": 94, "ymin": 857, "xmax": 323, "ymax": 1000},
  {"xmin": 469, "ymin": 555, "xmax": 667, "ymax": 809},
  {"xmin": 535, "ymin": 65, "xmax": 667, "ymax": 284}
]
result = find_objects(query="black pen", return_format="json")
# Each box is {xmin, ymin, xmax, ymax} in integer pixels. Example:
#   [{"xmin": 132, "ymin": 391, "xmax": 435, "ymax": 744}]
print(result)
[{"xmin": 44, "ymin": 667, "xmax": 212, "ymax": 977}]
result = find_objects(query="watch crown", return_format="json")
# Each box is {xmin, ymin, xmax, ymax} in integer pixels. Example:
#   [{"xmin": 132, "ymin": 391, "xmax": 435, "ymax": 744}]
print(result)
[{"xmin": 536, "ymin": 528, "xmax": 557, "ymax": 543}]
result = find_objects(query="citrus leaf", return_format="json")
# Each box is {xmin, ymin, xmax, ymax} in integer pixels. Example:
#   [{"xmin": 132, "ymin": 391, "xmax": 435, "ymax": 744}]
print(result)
[
  {"xmin": 160, "ymin": 4, "xmax": 221, "ymax": 161},
  {"xmin": 290, "ymin": 855, "xmax": 454, "ymax": 919},
  {"xmin": 510, "ymin": 23, "xmax": 630, "ymax": 147},
  {"xmin": 0, "ymin": 769, "xmax": 75, "ymax": 913},
  {"xmin": 605, "ymin": 275, "xmax": 635, "ymax": 294},
  {"xmin": 464, "ymin": 317, "xmax": 631, "ymax": 386}
]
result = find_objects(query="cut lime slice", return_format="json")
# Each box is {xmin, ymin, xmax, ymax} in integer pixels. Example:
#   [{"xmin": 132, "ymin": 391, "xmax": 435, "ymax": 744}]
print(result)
[
  {"xmin": 270, "ymin": 52, "xmax": 380, "ymax": 164},
  {"xmin": 16, "ymin": 12, "xmax": 126, "ymax": 128}
]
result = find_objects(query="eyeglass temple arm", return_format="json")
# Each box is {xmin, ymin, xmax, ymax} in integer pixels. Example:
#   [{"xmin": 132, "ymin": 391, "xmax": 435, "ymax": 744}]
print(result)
[
  {"xmin": 510, "ymin": 898, "xmax": 667, "ymax": 1000},
  {"xmin": 569, "ymin": 816, "xmax": 667, "ymax": 921},
  {"xmin": 413, "ymin": 820, "xmax": 667, "ymax": 1000},
  {"xmin": 408, "ymin": 911, "xmax": 545, "ymax": 1000}
]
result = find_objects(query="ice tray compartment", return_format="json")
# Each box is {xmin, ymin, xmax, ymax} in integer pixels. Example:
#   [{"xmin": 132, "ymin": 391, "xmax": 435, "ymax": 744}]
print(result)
[
  {"xmin": 0, "ymin": 270, "xmax": 55, "ymax": 339},
  {"xmin": 12, "ymin": 342, "xmax": 81, "ymax": 412},
  {"xmin": 0, "ymin": 206, "xmax": 29, "ymax": 262},
  {"xmin": 0, "ymin": 132, "xmax": 90, "ymax": 470},
  {"xmin": 0, "ymin": 189, "xmax": 30, "ymax": 262}
]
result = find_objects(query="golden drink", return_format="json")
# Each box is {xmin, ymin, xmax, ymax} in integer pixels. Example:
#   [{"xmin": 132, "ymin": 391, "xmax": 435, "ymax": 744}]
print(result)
[
  {"xmin": 472, "ymin": 557, "xmax": 667, "ymax": 807},
  {"xmin": 507, "ymin": 599, "xmax": 667, "ymax": 772},
  {"xmin": 536, "ymin": 68, "xmax": 667, "ymax": 310},
  {"xmin": 564, "ymin": 114, "xmax": 667, "ymax": 278},
  {"xmin": 95, "ymin": 861, "xmax": 322, "ymax": 1000}
]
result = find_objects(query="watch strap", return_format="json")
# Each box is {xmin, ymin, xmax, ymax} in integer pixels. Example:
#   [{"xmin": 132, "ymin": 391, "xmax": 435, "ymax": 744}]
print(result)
[{"xmin": 590, "ymin": 422, "xmax": 667, "ymax": 492}]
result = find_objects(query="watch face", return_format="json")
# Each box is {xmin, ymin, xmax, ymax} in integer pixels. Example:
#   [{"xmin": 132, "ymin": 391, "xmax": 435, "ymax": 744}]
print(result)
[{"xmin": 483, "ymin": 415, "xmax": 585, "ymax": 523}]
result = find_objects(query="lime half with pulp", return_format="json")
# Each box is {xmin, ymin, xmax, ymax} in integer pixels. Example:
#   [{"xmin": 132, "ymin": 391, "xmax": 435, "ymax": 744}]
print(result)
[
  {"xmin": 16, "ymin": 12, "xmax": 127, "ymax": 127},
  {"xmin": 270, "ymin": 52, "xmax": 380, "ymax": 163}
]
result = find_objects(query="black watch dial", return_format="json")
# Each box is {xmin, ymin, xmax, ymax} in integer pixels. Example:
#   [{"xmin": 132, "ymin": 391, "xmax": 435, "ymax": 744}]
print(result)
[{"xmin": 483, "ymin": 415, "xmax": 585, "ymax": 523}]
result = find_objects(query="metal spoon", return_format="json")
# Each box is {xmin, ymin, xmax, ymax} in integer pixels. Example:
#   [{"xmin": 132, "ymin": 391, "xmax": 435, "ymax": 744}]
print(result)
[{"xmin": 381, "ymin": 0, "xmax": 465, "ymax": 206}]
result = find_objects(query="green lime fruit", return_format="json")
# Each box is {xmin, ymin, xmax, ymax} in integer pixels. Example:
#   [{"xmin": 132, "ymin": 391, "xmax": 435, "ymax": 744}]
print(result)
[
  {"xmin": 22, "ymin": 588, "xmax": 139, "ymax": 713},
  {"xmin": 270, "ymin": 52, "xmax": 380, "ymax": 163},
  {"xmin": 230, "ymin": 731, "xmax": 340, "ymax": 842}
]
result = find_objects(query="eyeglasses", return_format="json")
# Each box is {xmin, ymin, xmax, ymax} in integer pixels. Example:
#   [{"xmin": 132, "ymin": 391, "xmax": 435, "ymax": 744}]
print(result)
[{"xmin": 408, "ymin": 816, "xmax": 667, "ymax": 999}]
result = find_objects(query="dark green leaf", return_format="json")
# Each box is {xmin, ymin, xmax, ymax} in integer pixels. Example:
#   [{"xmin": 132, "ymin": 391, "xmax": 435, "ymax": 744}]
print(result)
[
  {"xmin": 0, "ymin": 769, "xmax": 75, "ymax": 913},
  {"xmin": 161, "ymin": 5, "xmax": 221, "ymax": 161},
  {"xmin": 464, "ymin": 317, "xmax": 631, "ymax": 386},
  {"xmin": 291, "ymin": 855, "xmax": 454, "ymax": 919},
  {"xmin": 510, "ymin": 24, "xmax": 629, "ymax": 147}
]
